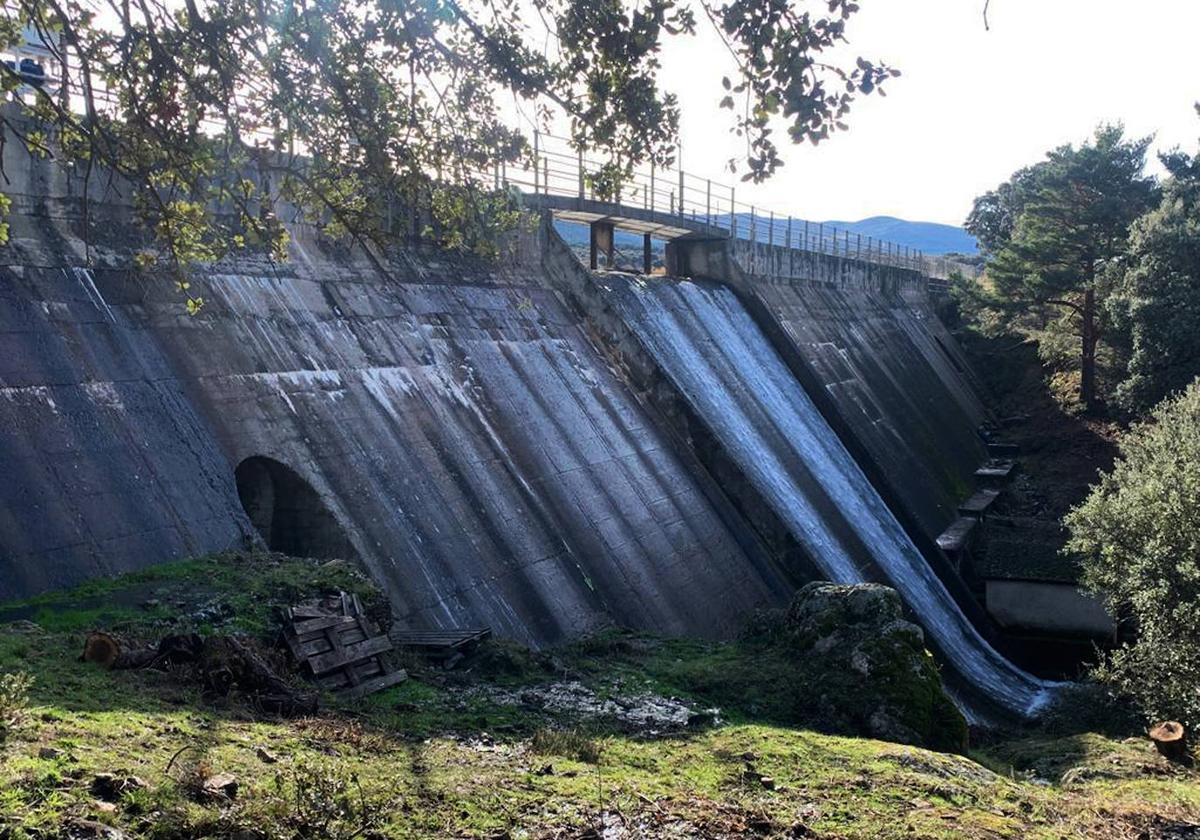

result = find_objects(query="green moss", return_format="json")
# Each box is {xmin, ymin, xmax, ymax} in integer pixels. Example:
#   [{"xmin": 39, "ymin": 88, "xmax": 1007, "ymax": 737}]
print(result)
[{"xmin": 1, "ymin": 559, "xmax": 1195, "ymax": 839}]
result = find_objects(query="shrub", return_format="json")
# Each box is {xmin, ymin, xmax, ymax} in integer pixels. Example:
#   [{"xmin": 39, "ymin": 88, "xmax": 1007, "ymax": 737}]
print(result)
[
  {"xmin": 0, "ymin": 671, "xmax": 33, "ymax": 740},
  {"xmin": 1065, "ymin": 380, "xmax": 1200, "ymax": 730}
]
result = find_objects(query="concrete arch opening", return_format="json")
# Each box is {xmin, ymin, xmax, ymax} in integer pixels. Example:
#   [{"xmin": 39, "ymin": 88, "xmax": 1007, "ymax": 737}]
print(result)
[{"xmin": 234, "ymin": 456, "xmax": 357, "ymax": 561}]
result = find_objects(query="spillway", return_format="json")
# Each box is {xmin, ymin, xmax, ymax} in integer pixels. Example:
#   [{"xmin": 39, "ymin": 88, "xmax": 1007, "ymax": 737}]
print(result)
[{"xmin": 600, "ymin": 273, "xmax": 1055, "ymax": 717}]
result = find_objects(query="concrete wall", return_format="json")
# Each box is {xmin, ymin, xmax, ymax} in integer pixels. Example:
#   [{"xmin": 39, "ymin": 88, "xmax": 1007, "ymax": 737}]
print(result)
[
  {"xmin": 986, "ymin": 580, "xmax": 1116, "ymax": 639},
  {"xmin": 670, "ymin": 235, "xmax": 990, "ymax": 543},
  {"xmin": 0, "ymin": 141, "xmax": 788, "ymax": 644}
]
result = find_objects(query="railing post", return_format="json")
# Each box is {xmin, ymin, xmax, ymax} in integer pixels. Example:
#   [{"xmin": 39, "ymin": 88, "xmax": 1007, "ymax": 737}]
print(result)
[
  {"xmin": 677, "ymin": 144, "xmax": 684, "ymax": 216},
  {"xmin": 706, "ymin": 179, "xmax": 711, "ymax": 225},
  {"xmin": 845, "ymin": 229, "xmax": 850, "ymax": 258},
  {"xmin": 768, "ymin": 211, "xmax": 774, "ymax": 248},
  {"xmin": 804, "ymin": 220, "xmax": 809, "ymax": 251},
  {"xmin": 533, "ymin": 130, "xmax": 540, "ymax": 194},
  {"xmin": 543, "ymin": 159, "xmax": 549, "ymax": 197},
  {"xmin": 750, "ymin": 206, "xmax": 756, "ymax": 244},
  {"xmin": 730, "ymin": 186, "xmax": 736, "ymax": 236},
  {"xmin": 817, "ymin": 223, "xmax": 824, "ymax": 255},
  {"xmin": 670, "ymin": 190, "xmax": 676, "ymax": 215},
  {"xmin": 857, "ymin": 233, "xmax": 862, "ymax": 259},
  {"xmin": 787, "ymin": 216, "xmax": 794, "ymax": 276},
  {"xmin": 577, "ymin": 148, "xmax": 584, "ymax": 199},
  {"xmin": 650, "ymin": 161, "xmax": 656, "ymax": 213}
]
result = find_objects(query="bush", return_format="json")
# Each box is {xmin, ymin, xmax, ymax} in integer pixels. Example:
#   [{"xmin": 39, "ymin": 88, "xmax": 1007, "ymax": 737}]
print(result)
[
  {"xmin": 1065, "ymin": 380, "xmax": 1200, "ymax": 730},
  {"xmin": 0, "ymin": 671, "xmax": 32, "ymax": 740}
]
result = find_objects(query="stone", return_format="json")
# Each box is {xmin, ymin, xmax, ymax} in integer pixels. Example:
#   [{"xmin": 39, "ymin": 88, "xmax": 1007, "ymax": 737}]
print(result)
[
  {"xmin": 90, "ymin": 773, "xmax": 146, "ymax": 802},
  {"xmin": 781, "ymin": 582, "xmax": 968, "ymax": 754},
  {"xmin": 201, "ymin": 772, "xmax": 239, "ymax": 801}
]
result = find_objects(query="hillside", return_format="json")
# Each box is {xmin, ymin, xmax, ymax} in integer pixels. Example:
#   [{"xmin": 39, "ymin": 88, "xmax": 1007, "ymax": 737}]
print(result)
[{"xmin": 820, "ymin": 217, "xmax": 979, "ymax": 255}]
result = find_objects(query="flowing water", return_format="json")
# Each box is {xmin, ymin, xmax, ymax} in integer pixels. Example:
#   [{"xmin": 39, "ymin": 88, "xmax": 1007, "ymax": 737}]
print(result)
[{"xmin": 603, "ymin": 275, "xmax": 1056, "ymax": 717}]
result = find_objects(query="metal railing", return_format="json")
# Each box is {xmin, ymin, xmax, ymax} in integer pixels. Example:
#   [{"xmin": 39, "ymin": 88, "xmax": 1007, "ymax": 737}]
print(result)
[
  {"xmin": 494, "ymin": 131, "xmax": 979, "ymax": 283},
  {"xmin": 2, "ymin": 31, "xmax": 978, "ymax": 285}
]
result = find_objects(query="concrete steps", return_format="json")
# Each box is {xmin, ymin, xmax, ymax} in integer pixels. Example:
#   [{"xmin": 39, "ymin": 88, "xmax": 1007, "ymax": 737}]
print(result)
[{"xmin": 958, "ymin": 488, "xmax": 1001, "ymax": 519}]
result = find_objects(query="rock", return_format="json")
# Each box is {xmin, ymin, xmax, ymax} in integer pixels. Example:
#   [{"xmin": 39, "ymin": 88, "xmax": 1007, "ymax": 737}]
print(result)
[
  {"xmin": 759, "ymin": 775, "xmax": 776, "ymax": 790},
  {"xmin": 92, "ymin": 801, "xmax": 118, "ymax": 814},
  {"xmin": 781, "ymin": 582, "xmax": 968, "ymax": 754},
  {"xmin": 38, "ymin": 746, "xmax": 62, "ymax": 760},
  {"xmin": 255, "ymin": 746, "xmax": 279, "ymax": 764},
  {"xmin": 201, "ymin": 772, "xmax": 239, "ymax": 801},
  {"xmin": 90, "ymin": 773, "xmax": 146, "ymax": 801},
  {"xmin": 65, "ymin": 818, "xmax": 132, "ymax": 839}
]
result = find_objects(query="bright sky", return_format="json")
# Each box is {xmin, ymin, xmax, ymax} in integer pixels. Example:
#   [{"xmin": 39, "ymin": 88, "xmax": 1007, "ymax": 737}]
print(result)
[{"xmin": 656, "ymin": 0, "xmax": 1200, "ymax": 226}]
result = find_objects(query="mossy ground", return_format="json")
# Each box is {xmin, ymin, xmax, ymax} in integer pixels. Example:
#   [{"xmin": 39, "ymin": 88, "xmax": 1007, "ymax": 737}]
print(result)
[{"xmin": 1, "ymin": 555, "xmax": 1197, "ymax": 839}]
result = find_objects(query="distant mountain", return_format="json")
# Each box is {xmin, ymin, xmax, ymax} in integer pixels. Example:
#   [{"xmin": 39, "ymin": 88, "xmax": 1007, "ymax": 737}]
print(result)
[{"xmin": 819, "ymin": 216, "xmax": 978, "ymax": 256}]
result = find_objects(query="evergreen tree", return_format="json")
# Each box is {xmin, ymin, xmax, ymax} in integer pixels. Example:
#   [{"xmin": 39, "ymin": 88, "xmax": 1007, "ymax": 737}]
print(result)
[
  {"xmin": 1112, "ymin": 128, "xmax": 1200, "ymax": 412},
  {"xmin": 973, "ymin": 126, "xmax": 1158, "ymax": 411}
]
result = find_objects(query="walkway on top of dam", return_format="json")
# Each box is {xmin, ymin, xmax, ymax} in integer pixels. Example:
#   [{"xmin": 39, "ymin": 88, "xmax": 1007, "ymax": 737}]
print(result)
[{"xmin": 500, "ymin": 131, "xmax": 974, "ymax": 283}]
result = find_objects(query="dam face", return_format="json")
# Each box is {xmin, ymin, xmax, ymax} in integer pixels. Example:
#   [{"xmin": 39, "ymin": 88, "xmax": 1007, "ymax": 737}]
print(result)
[
  {"xmin": 598, "ymin": 274, "xmax": 1050, "ymax": 716},
  {"xmin": 0, "ymin": 143, "xmax": 1045, "ymax": 713}
]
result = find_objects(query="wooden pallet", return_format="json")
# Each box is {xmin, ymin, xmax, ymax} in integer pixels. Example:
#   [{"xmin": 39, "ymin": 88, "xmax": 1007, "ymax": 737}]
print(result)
[
  {"xmin": 283, "ymin": 593, "xmax": 407, "ymax": 699},
  {"xmin": 393, "ymin": 627, "xmax": 492, "ymax": 659}
]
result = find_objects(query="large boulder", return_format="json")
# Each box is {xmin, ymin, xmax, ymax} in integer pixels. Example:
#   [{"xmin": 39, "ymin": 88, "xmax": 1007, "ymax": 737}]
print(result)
[{"xmin": 784, "ymin": 582, "xmax": 968, "ymax": 753}]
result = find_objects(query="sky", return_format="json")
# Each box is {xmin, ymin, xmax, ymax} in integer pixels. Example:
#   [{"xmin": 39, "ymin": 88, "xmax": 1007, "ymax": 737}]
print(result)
[{"xmin": 654, "ymin": 0, "xmax": 1200, "ymax": 227}]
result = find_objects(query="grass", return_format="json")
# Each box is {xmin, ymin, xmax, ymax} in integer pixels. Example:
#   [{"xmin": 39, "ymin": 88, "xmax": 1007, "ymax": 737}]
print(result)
[{"xmin": 0, "ymin": 555, "xmax": 1197, "ymax": 838}]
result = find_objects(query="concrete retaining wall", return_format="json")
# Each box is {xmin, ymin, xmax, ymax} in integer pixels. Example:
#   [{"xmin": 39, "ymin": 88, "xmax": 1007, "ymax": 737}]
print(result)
[{"xmin": 0, "ymin": 141, "xmax": 785, "ymax": 643}]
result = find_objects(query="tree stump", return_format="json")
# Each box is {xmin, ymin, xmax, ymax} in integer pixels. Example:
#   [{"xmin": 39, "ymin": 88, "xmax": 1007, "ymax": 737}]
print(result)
[
  {"xmin": 81, "ymin": 632, "xmax": 122, "ymax": 668},
  {"xmin": 1149, "ymin": 721, "xmax": 1187, "ymax": 762}
]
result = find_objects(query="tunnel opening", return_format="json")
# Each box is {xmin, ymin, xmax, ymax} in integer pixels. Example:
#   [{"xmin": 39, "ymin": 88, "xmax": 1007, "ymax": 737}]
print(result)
[{"xmin": 234, "ymin": 456, "xmax": 358, "ymax": 561}]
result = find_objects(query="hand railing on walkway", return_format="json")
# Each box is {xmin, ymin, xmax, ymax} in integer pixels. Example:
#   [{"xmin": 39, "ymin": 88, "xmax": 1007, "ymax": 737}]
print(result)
[{"xmin": 491, "ymin": 131, "xmax": 980, "ymax": 284}]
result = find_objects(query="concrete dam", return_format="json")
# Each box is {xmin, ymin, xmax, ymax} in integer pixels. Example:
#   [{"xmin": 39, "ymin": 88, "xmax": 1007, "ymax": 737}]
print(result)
[{"xmin": 0, "ymin": 153, "xmax": 1050, "ymax": 716}]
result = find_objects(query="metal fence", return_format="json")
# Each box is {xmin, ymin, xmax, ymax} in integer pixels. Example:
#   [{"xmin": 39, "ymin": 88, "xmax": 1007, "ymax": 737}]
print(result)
[{"xmin": 493, "ymin": 131, "xmax": 979, "ymax": 282}]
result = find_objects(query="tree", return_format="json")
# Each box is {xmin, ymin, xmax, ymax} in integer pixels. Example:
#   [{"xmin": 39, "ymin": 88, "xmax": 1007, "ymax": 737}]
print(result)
[
  {"xmin": 0, "ymin": 0, "xmax": 897, "ymax": 307},
  {"xmin": 964, "ymin": 164, "xmax": 1041, "ymax": 255},
  {"xmin": 1064, "ymin": 381, "xmax": 1200, "ymax": 730},
  {"xmin": 969, "ymin": 126, "xmax": 1158, "ymax": 411},
  {"xmin": 1111, "ymin": 124, "xmax": 1200, "ymax": 413}
]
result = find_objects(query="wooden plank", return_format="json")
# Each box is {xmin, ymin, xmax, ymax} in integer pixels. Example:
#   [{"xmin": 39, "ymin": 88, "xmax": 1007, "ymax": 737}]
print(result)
[
  {"xmin": 338, "ymin": 669, "xmax": 409, "ymax": 700},
  {"xmin": 293, "ymin": 615, "xmax": 357, "ymax": 638},
  {"xmin": 307, "ymin": 636, "xmax": 394, "ymax": 676},
  {"xmin": 393, "ymin": 631, "xmax": 489, "ymax": 643}
]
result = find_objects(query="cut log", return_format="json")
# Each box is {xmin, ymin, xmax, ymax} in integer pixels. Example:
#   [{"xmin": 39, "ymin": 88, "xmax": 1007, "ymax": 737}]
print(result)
[
  {"xmin": 1150, "ymin": 721, "xmax": 1187, "ymax": 762},
  {"xmin": 82, "ymin": 631, "xmax": 122, "ymax": 668}
]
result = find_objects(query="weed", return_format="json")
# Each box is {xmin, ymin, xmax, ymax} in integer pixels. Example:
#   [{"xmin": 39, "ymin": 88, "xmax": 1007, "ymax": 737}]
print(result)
[
  {"xmin": 530, "ymin": 727, "xmax": 603, "ymax": 764},
  {"xmin": 0, "ymin": 671, "xmax": 32, "ymax": 740},
  {"xmin": 268, "ymin": 760, "xmax": 389, "ymax": 840}
]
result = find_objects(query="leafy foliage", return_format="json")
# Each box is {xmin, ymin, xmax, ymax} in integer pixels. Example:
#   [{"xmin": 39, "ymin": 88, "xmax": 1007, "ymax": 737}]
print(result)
[
  {"xmin": 0, "ymin": 670, "xmax": 32, "ymax": 741},
  {"xmin": 964, "ymin": 125, "xmax": 1158, "ymax": 410},
  {"xmin": 1065, "ymin": 381, "xmax": 1200, "ymax": 730},
  {"xmin": 0, "ymin": 0, "xmax": 895, "ymax": 304},
  {"xmin": 1111, "ymin": 121, "xmax": 1200, "ymax": 412}
]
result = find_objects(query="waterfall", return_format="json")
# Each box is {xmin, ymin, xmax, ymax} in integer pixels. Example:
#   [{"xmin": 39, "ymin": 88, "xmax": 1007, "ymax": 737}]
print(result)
[{"xmin": 603, "ymin": 275, "xmax": 1056, "ymax": 717}]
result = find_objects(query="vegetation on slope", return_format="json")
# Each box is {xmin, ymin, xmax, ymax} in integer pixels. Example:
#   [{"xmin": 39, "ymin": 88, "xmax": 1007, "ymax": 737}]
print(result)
[{"xmin": 0, "ymin": 554, "xmax": 1197, "ymax": 839}]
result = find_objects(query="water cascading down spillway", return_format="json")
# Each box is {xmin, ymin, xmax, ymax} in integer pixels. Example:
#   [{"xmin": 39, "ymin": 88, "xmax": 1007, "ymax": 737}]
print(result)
[{"xmin": 601, "ymin": 274, "xmax": 1056, "ymax": 718}]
